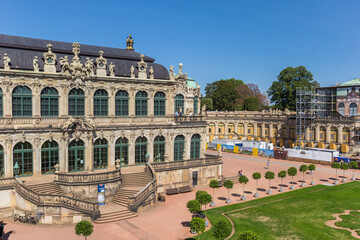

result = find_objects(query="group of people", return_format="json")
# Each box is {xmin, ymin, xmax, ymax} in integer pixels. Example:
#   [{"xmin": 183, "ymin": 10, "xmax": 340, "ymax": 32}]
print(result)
[{"xmin": 238, "ymin": 159, "xmax": 271, "ymax": 177}]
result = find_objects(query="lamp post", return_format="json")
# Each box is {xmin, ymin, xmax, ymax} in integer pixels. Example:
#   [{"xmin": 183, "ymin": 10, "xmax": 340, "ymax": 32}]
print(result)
[{"xmin": 14, "ymin": 162, "xmax": 20, "ymax": 178}]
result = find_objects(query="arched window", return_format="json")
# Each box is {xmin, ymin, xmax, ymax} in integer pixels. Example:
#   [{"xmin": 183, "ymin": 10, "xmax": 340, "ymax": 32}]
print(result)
[
  {"xmin": 135, "ymin": 137, "xmax": 147, "ymax": 165},
  {"xmin": 218, "ymin": 123, "xmax": 225, "ymax": 134},
  {"xmin": 338, "ymin": 103, "xmax": 345, "ymax": 116},
  {"xmin": 247, "ymin": 124, "xmax": 254, "ymax": 136},
  {"xmin": 68, "ymin": 140, "xmax": 85, "ymax": 172},
  {"xmin": 0, "ymin": 145, "xmax": 3, "ymax": 178},
  {"xmin": 94, "ymin": 138, "xmax": 108, "ymax": 169},
  {"xmin": 12, "ymin": 86, "xmax": 32, "ymax": 117},
  {"xmin": 94, "ymin": 89, "xmax": 108, "ymax": 116},
  {"xmin": 174, "ymin": 135, "xmax": 185, "ymax": 161},
  {"xmin": 265, "ymin": 124, "xmax": 270, "ymax": 137},
  {"xmin": 350, "ymin": 103, "xmax": 357, "ymax": 117},
  {"xmin": 319, "ymin": 126, "xmax": 326, "ymax": 142},
  {"xmin": 330, "ymin": 127, "xmax": 338, "ymax": 143},
  {"xmin": 257, "ymin": 124, "xmax": 262, "ymax": 136},
  {"xmin": 175, "ymin": 94, "xmax": 184, "ymax": 113},
  {"xmin": 193, "ymin": 97, "xmax": 198, "ymax": 114},
  {"xmin": 0, "ymin": 88, "xmax": 3, "ymax": 117},
  {"xmin": 41, "ymin": 141, "xmax": 59, "ymax": 174},
  {"xmin": 153, "ymin": 136, "xmax": 165, "ymax": 162},
  {"xmin": 190, "ymin": 134, "xmax": 201, "ymax": 159},
  {"xmin": 115, "ymin": 138, "xmax": 128, "ymax": 166},
  {"xmin": 135, "ymin": 91, "xmax": 148, "ymax": 116},
  {"xmin": 273, "ymin": 125, "xmax": 278, "ymax": 137},
  {"xmin": 343, "ymin": 127, "xmax": 350, "ymax": 144},
  {"xmin": 68, "ymin": 89, "xmax": 85, "ymax": 116},
  {"xmin": 238, "ymin": 123, "xmax": 244, "ymax": 136},
  {"xmin": 41, "ymin": 87, "xmax": 59, "ymax": 117},
  {"xmin": 115, "ymin": 90, "xmax": 129, "ymax": 116},
  {"xmin": 228, "ymin": 123, "xmax": 235, "ymax": 134},
  {"xmin": 154, "ymin": 92, "xmax": 166, "ymax": 116},
  {"xmin": 13, "ymin": 142, "xmax": 33, "ymax": 177}
]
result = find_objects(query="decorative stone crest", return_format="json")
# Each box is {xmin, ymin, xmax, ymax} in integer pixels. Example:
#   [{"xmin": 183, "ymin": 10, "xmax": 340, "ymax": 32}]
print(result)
[
  {"xmin": 99, "ymin": 129, "xmax": 104, "ymax": 139},
  {"xmin": 3, "ymin": 53, "xmax": 11, "ymax": 70},
  {"xmin": 149, "ymin": 66, "xmax": 154, "ymax": 80},
  {"xmin": 130, "ymin": 65, "xmax": 135, "ymax": 78},
  {"xmin": 115, "ymin": 159, "xmax": 121, "ymax": 169},
  {"xmin": 169, "ymin": 65, "xmax": 175, "ymax": 80},
  {"xmin": 43, "ymin": 44, "xmax": 57, "ymax": 73},
  {"xmin": 85, "ymin": 57, "xmax": 94, "ymax": 77},
  {"xmin": 48, "ymin": 131, "xmax": 54, "ymax": 142},
  {"xmin": 178, "ymin": 63, "xmax": 183, "ymax": 75},
  {"xmin": 70, "ymin": 43, "xmax": 85, "ymax": 79},
  {"xmin": 33, "ymin": 56, "xmax": 39, "ymax": 72},
  {"xmin": 137, "ymin": 54, "xmax": 147, "ymax": 79},
  {"xmin": 54, "ymin": 163, "xmax": 60, "ymax": 173},
  {"xmin": 96, "ymin": 51, "xmax": 107, "ymax": 77},
  {"xmin": 21, "ymin": 131, "xmax": 26, "ymax": 143},
  {"xmin": 60, "ymin": 56, "xmax": 71, "ymax": 76},
  {"xmin": 109, "ymin": 62, "xmax": 115, "ymax": 77}
]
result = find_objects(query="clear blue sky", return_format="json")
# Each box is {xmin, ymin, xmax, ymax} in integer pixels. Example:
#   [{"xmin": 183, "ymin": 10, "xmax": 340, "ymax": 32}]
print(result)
[{"xmin": 1, "ymin": 0, "xmax": 359, "ymax": 95}]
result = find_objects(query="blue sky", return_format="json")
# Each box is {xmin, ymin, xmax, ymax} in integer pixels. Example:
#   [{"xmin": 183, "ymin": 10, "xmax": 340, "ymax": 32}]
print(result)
[{"xmin": 0, "ymin": 0, "xmax": 359, "ymax": 95}]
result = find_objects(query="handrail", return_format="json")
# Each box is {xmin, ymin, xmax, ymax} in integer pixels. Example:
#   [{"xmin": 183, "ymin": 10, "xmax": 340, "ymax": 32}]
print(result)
[{"xmin": 54, "ymin": 169, "xmax": 121, "ymax": 185}]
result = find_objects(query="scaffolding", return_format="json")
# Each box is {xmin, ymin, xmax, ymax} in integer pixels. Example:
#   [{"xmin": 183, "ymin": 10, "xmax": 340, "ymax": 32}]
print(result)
[{"xmin": 295, "ymin": 87, "xmax": 336, "ymax": 148}]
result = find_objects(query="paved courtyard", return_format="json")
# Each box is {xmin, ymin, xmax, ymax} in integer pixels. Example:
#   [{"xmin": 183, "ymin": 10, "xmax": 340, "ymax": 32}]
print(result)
[{"xmin": 2, "ymin": 151, "xmax": 360, "ymax": 240}]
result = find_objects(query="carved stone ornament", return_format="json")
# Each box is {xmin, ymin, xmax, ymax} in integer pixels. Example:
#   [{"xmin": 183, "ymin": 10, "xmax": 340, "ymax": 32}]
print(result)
[
  {"xmin": 149, "ymin": 66, "xmax": 154, "ymax": 80},
  {"xmin": 43, "ymin": 44, "xmax": 57, "ymax": 73},
  {"xmin": 3, "ymin": 53, "xmax": 11, "ymax": 70},
  {"xmin": 137, "ymin": 54, "xmax": 147, "ymax": 79},
  {"xmin": 60, "ymin": 56, "xmax": 71, "ymax": 76},
  {"xmin": 178, "ymin": 63, "xmax": 183, "ymax": 75},
  {"xmin": 33, "ymin": 56, "xmax": 39, "ymax": 72},
  {"xmin": 34, "ymin": 134, "xmax": 41, "ymax": 147},
  {"xmin": 169, "ymin": 65, "xmax": 175, "ymax": 80},
  {"xmin": 54, "ymin": 163, "xmax": 60, "ymax": 173},
  {"xmin": 109, "ymin": 62, "xmax": 115, "ymax": 77},
  {"xmin": 85, "ymin": 57, "xmax": 94, "ymax": 77},
  {"xmin": 70, "ymin": 43, "xmax": 85, "ymax": 79},
  {"xmin": 130, "ymin": 65, "xmax": 135, "ymax": 78},
  {"xmin": 140, "ymin": 128, "xmax": 144, "ymax": 137},
  {"xmin": 21, "ymin": 131, "xmax": 26, "ymax": 143},
  {"xmin": 96, "ymin": 51, "xmax": 107, "ymax": 77},
  {"xmin": 99, "ymin": 129, "xmax": 104, "ymax": 140},
  {"xmin": 48, "ymin": 131, "xmax": 54, "ymax": 142}
]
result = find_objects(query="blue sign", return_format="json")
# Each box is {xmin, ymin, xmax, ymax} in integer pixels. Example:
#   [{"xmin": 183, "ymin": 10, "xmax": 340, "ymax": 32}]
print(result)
[{"xmin": 98, "ymin": 184, "xmax": 105, "ymax": 206}]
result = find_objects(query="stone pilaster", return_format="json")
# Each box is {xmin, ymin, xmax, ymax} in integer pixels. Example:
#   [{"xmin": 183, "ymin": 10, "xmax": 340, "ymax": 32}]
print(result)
[
  {"xmin": 108, "ymin": 137, "xmax": 115, "ymax": 169},
  {"xmin": 109, "ymin": 91, "xmax": 115, "ymax": 117},
  {"xmin": 86, "ymin": 134, "xmax": 94, "ymax": 171},
  {"xmin": 4, "ymin": 138, "xmax": 12, "ymax": 177},
  {"xmin": 60, "ymin": 136, "xmax": 68, "ymax": 172},
  {"xmin": 128, "ymin": 135, "xmax": 135, "ymax": 165},
  {"xmin": 33, "ymin": 140, "xmax": 42, "ymax": 176}
]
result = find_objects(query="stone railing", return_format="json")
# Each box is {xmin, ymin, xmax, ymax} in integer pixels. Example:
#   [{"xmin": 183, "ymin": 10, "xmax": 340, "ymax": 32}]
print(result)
[
  {"xmin": 54, "ymin": 169, "xmax": 121, "ymax": 186},
  {"xmin": 174, "ymin": 115, "xmax": 205, "ymax": 124},
  {"xmin": 151, "ymin": 155, "xmax": 222, "ymax": 172},
  {"xmin": 0, "ymin": 177, "xmax": 100, "ymax": 220},
  {"xmin": 128, "ymin": 164, "xmax": 157, "ymax": 213}
]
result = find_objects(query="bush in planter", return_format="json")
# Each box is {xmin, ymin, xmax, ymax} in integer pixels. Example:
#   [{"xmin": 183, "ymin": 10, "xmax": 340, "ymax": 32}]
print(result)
[
  {"xmin": 265, "ymin": 171, "xmax": 275, "ymax": 194},
  {"xmin": 238, "ymin": 175, "xmax": 249, "ymax": 200},
  {"xmin": 213, "ymin": 220, "xmax": 231, "ymax": 240},
  {"xmin": 186, "ymin": 200, "xmax": 201, "ymax": 218},
  {"xmin": 340, "ymin": 162, "xmax": 349, "ymax": 181},
  {"xmin": 209, "ymin": 180, "xmax": 219, "ymax": 205},
  {"xmin": 238, "ymin": 230, "xmax": 259, "ymax": 240},
  {"xmin": 190, "ymin": 217, "xmax": 205, "ymax": 239},
  {"xmin": 196, "ymin": 191, "xmax": 212, "ymax": 218},
  {"xmin": 223, "ymin": 180, "xmax": 234, "ymax": 203},
  {"xmin": 299, "ymin": 164, "xmax": 308, "ymax": 186},
  {"xmin": 287, "ymin": 167, "xmax": 298, "ymax": 189},
  {"xmin": 75, "ymin": 220, "xmax": 94, "ymax": 240},
  {"xmin": 332, "ymin": 162, "xmax": 340, "ymax": 182},
  {"xmin": 277, "ymin": 170, "xmax": 286, "ymax": 192},
  {"xmin": 252, "ymin": 172, "xmax": 261, "ymax": 197},
  {"xmin": 349, "ymin": 161, "xmax": 359, "ymax": 180},
  {"xmin": 308, "ymin": 164, "xmax": 316, "ymax": 184}
]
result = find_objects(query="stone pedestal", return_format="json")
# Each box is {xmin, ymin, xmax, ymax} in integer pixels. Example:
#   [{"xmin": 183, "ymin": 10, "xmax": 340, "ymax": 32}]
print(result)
[
  {"xmin": 44, "ymin": 65, "xmax": 56, "ymax": 73},
  {"xmin": 97, "ymin": 69, "xmax": 106, "ymax": 77}
]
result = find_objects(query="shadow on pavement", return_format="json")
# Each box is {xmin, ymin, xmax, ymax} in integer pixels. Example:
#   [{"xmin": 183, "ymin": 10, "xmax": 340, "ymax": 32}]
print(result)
[
  {"xmin": 329, "ymin": 177, "xmax": 337, "ymax": 180},
  {"xmin": 217, "ymin": 197, "xmax": 226, "ymax": 201},
  {"xmin": 320, "ymin": 179, "xmax": 328, "ymax": 182},
  {"xmin": 231, "ymin": 193, "xmax": 241, "ymax": 197},
  {"xmin": 270, "ymin": 186, "xmax": 278, "ymax": 190},
  {"xmin": 181, "ymin": 221, "xmax": 190, "ymax": 227},
  {"xmin": 2, "ymin": 230, "xmax": 13, "ymax": 240},
  {"xmin": 257, "ymin": 188, "xmax": 266, "ymax": 192},
  {"xmin": 279, "ymin": 184, "xmax": 288, "ymax": 187},
  {"xmin": 290, "ymin": 182, "xmax": 298, "ymax": 185},
  {"xmin": 244, "ymin": 191, "xmax": 252, "ymax": 194}
]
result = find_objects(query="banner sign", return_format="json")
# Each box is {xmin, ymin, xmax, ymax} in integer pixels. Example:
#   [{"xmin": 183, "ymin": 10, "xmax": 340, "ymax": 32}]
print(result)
[{"xmin": 98, "ymin": 184, "xmax": 105, "ymax": 206}]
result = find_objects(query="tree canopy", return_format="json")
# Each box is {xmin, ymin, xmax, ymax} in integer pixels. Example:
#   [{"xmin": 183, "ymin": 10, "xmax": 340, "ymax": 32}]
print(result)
[
  {"xmin": 267, "ymin": 66, "xmax": 319, "ymax": 111},
  {"xmin": 200, "ymin": 97, "xmax": 213, "ymax": 111},
  {"xmin": 75, "ymin": 221, "xmax": 94, "ymax": 240},
  {"xmin": 243, "ymin": 96, "xmax": 261, "ymax": 111}
]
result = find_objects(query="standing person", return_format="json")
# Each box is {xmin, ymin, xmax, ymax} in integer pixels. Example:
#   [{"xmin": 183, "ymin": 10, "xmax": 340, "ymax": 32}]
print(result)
[
  {"xmin": 0, "ymin": 221, "xmax": 4, "ymax": 239},
  {"xmin": 240, "ymin": 170, "xmax": 243, "ymax": 176},
  {"xmin": 267, "ymin": 159, "xmax": 270, "ymax": 169}
]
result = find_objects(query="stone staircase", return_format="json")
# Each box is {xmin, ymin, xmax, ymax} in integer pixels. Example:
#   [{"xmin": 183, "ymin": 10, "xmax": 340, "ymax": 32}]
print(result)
[
  {"xmin": 94, "ymin": 209, "xmax": 137, "ymax": 224},
  {"xmin": 27, "ymin": 182, "xmax": 63, "ymax": 195}
]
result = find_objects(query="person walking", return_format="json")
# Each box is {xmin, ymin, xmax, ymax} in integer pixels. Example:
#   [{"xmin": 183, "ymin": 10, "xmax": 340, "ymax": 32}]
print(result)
[{"xmin": 267, "ymin": 159, "xmax": 270, "ymax": 169}]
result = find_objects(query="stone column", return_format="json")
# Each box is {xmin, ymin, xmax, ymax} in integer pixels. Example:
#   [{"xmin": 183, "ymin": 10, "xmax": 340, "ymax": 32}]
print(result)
[
  {"xmin": 215, "ymin": 122, "xmax": 219, "ymax": 138},
  {"xmin": 166, "ymin": 92, "xmax": 174, "ymax": 116},
  {"xmin": 184, "ymin": 134, "xmax": 191, "ymax": 160},
  {"xmin": 85, "ymin": 88, "xmax": 93, "ymax": 117},
  {"xmin": 129, "ymin": 91, "xmax": 135, "ymax": 117},
  {"xmin": 60, "ymin": 87, "xmax": 68, "ymax": 117},
  {"xmin": 109, "ymin": 91, "xmax": 115, "ymax": 117},
  {"xmin": 59, "ymin": 136, "xmax": 68, "ymax": 172},
  {"xmin": 33, "ymin": 140, "xmax": 41, "ymax": 176},
  {"xmin": 269, "ymin": 124, "xmax": 274, "ymax": 138},
  {"xmin": 278, "ymin": 124, "xmax": 282, "ymax": 138},
  {"xmin": 254, "ymin": 124, "xmax": 258, "ymax": 137},
  {"xmin": 286, "ymin": 124, "xmax": 290, "ymax": 139},
  {"xmin": 244, "ymin": 123, "xmax": 248, "ymax": 137},
  {"xmin": 326, "ymin": 126, "xmax": 331, "ymax": 143},
  {"xmin": 108, "ymin": 137, "xmax": 115, "ymax": 169},
  {"xmin": 33, "ymin": 91, "xmax": 41, "ymax": 118},
  {"xmin": 315, "ymin": 125, "xmax": 320, "ymax": 142},
  {"xmin": 148, "ymin": 91, "xmax": 154, "ymax": 117},
  {"xmin": 261, "ymin": 123, "xmax": 266, "ymax": 138},
  {"xmin": 128, "ymin": 135, "xmax": 135, "ymax": 165},
  {"xmin": 167, "ymin": 134, "xmax": 174, "ymax": 162},
  {"xmin": 338, "ymin": 126, "xmax": 343, "ymax": 144},
  {"xmin": 4, "ymin": 139, "xmax": 13, "ymax": 177},
  {"xmin": 148, "ymin": 137, "xmax": 154, "ymax": 163},
  {"xmin": 201, "ymin": 133, "xmax": 206, "ymax": 158},
  {"xmin": 86, "ymin": 134, "xmax": 94, "ymax": 171},
  {"xmin": 305, "ymin": 127, "xmax": 310, "ymax": 142},
  {"xmin": 350, "ymin": 128, "xmax": 355, "ymax": 145},
  {"xmin": 4, "ymin": 88, "xmax": 11, "ymax": 117},
  {"xmin": 224, "ymin": 122, "xmax": 228, "ymax": 138}
]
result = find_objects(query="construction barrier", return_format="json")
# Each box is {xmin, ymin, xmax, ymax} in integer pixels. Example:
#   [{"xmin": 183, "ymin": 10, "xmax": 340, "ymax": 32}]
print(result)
[
  {"xmin": 341, "ymin": 144, "xmax": 349, "ymax": 153},
  {"xmin": 234, "ymin": 146, "xmax": 239, "ymax": 153}
]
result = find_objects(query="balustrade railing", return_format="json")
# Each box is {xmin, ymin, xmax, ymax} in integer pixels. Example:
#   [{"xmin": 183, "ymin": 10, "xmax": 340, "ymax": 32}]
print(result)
[{"xmin": 54, "ymin": 169, "xmax": 121, "ymax": 185}]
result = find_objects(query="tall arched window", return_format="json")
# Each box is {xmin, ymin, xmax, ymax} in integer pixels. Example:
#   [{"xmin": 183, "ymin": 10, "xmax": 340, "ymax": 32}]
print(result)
[
  {"xmin": 41, "ymin": 141, "xmax": 59, "ymax": 174},
  {"xmin": 68, "ymin": 89, "xmax": 85, "ymax": 116},
  {"xmin": 319, "ymin": 126, "xmax": 326, "ymax": 142},
  {"xmin": 273, "ymin": 125, "xmax": 278, "ymax": 137},
  {"xmin": 0, "ymin": 145, "xmax": 3, "ymax": 178},
  {"xmin": 238, "ymin": 123, "xmax": 244, "ymax": 136},
  {"xmin": 94, "ymin": 89, "xmax": 108, "ymax": 116},
  {"xmin": 257, "ymin": 124, "xmax": 262, "ymax": 136},
  {"xmin": 115, "ymin": 90, "xmax": 129, "ymax": 116},
  {"xmin": 13, "ymin": 142, "xmax": 33, "ymax": 177},
  {"xmin": 343, "ymin": 127, "xmax": 350, "ymax": 144},
  {"xmin": 154, "ymin": 92, "xmax": 166, "ymax": 116},
  {"xmin": 115, "ymin": 137, "xmax": 128, "ymax": 166},
  {"xmin": 68, "ymin": 140, "xmax": 85, "ymax": 172},
  {"xmin": 338, "ymin": 103, "xmax": 345, "ymax": 116},
  {"xmin": 153, "ymin": 136, "xmax": 165, "ymax": 162},
  {"xmin": 175, "ymin": 94, "xmax": 184, "ymax": 113},
  {"xmin": 350, "ymin": 103, "xmax": 357, "ymax": 117},
  {"xmin": 193, "ymin": 97, "xmax": 198, "ymax": 114},
  {"xmin": 41, "ymin": 87, "xmax": 59, "ymax": 117},
  {"xmin": 94, "ymin": 138, "xmax": 108, "ymax": 169},
  {"xmin": 135, "ymin": 91, "xmax": 148, "ymax": 116},
  {"xmin": 0, "ymin": 88, "xmax": 3, "ymax": 117},
  {"xmin": 174, "ymin": 135, "xmax": 185, "ymax": 161},
  {"xmin": 135, "ymin": 137, "xmax": 147, "ymax": 165},
  {"xmin": 190, "ymin": 134, "xmax": 201, "ymax": 159},
  {"xmin": 247, "ymin": 124, "xmax": 254, "ymax": 136},
  {"xmin": 12, "ymin": 86, "xmax": 32, "ymax": 117},
  {"xmin": 330, "ymin": 127, "xmax": 338, "ymax": 143}
]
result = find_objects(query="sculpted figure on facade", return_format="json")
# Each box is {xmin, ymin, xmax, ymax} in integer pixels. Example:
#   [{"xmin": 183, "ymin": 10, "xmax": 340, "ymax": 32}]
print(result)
[
  {"xmin": 130, "ymin": 65, "xmax": 135, "ymax": 78},
  {"xmin": 43, "ymin": 44, "xmax": 57, "ymax": 73},
  {"xmin": 96, "ymin": 51, "xmax": 107, "ymax": 77},
  {"xmin": 149, "ymin": 66, "xmax": 154, "ymax": 80},
  {"xmin": 60, "ymin": 56, "xmax": 71, "ymax": 75},
  {"xmin": 3, "ymin": 53, "xmax": 10, "ymax": 70},
  {"xmin": 70, "ymin": 43, "xmax": 85, "ymax": 79},
  {"xmin": 137, "ymin": 54, "xmax": 148, "ymax": 79},
  {"xmin": 33, "ymin": 56, "xmax": 39, "ymax": 72},
  {"xmin": 201, "ymin": 104, "xmax": 206, "ymax": 115},
  {"xmin": 109, "ymin": 62, "xmax": 115, "ymax": 77},
  {"xmin": 169, "ymin": 65, "xmax": 175, "ymax": 80},
  {"xmin": 178, "ymin": 63, "xmax": 183, "ymax": 75},
  {"xmin": 85, "ymin": 57, "xmax": 94, "ymax": 77}
]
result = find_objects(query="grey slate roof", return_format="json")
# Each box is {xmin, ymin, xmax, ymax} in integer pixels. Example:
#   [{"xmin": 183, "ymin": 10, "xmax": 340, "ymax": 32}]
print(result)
[{"xmin": 0, "ymin": 34, "xmax": 170, "ymax": 79}]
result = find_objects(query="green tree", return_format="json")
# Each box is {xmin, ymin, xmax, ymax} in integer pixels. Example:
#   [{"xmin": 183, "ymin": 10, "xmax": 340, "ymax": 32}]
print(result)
[
  {"xmin": 195, "ymin": 191, "xmax": 212, "ymax": 218},
  {"xmin": 200, "ymin": 97, "xmax": 213, "ymax": 111},
  {"xmin": 238, "ymin": 230, "xmax": 259, "ymax": 240},
  {"xmin": 190, "ymin": 217, "xmax": 206, "ymax": 240},
  {"xmin": 213, "ymin": 220, "xmax": 231, "ymax": 240},
  {"xmin": 239, "ymin": 175, "xmax": 249, "ymax": 196},
  {"xmin": 308, "ymin": 164, "xmax": 316, "ymax": 182},
  {"xmin": 243, "ymin": 96, "xmax": 261, "ymax": 111},
  {"xmin": 75, "ymin": 221, "xmax": 94, "ymax": 240},
  {"xmin": 278, "ymin": 170, "xmax": 287, "ymax": 186},
  {"xmin": 332, "ymin": 162, "xmax": 340, "ymax": 180},
  {"xmin": 299, "ymin": 164, "xmax": 308, "ymax": 182},
  {"xmin": 340, "ymin": 162, "xmax": 349, "ymax": 179},
  {"xmin": 252, "ymin": 172, "xmax": 261, "ymax": 195},
  {"xmin": 267, "ymin": 66, "xmax": 319, "ymax": 110},
  {"xmin": 288, "ymin": 167, "xmax": 298, "ymax": 184},
  {"xmin": 265, "ymin": 171, "xmax": 275, "ymax": 191},
  {"xmin": 223, "ymin": 180, "xmax": 234, "ymax": 200},
  {"xmin": 349, "ymin": 161, "xmax": 359, "ymax": 179},
  {"xmin": 209, "ymin": 180, "xmax": 219, "ymax": 202},
  {"xmin": 205, "ymin": 78, "xmax": 244, "ymax": 111},
  {"xmin": 186, "ymin": 200, "xmax": 201, "ymax": 217}
]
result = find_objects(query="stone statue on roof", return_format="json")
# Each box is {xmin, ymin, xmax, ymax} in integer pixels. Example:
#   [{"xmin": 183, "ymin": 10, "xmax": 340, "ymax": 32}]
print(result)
[
  {"xmin": 109, "ymin": 62, "xmax": 115, "ymax": 77},
  {"xmin": 126, "ymin": 34, "xmax": 134, "ymax": 50},
  {"xmin": 3, "ymin": 53, "xmax": 10, "ymax": 70},
  {"xmin": 130, "ymin": 65, "xmax": 135, "ymax": 78},
  {"xmin": 137, "ymin": 54, "xmax": 147, "ymax": 79},
  {"xmin": 33, "ymin": 56, "xmax": 39, "ymax": 72},
  {"xmin": 169, "ymin": 65, "xmax": 175, "ymax": 80},
  {"xmin": 60, "ymin": 56, "xmax": 71, "ymax": 75},
  {"xmin": 96, "ymin": 51, "xmax": 107, "ymax": 77},
  {"xmin": 85, "ymin": 57, "xmax": 94, "ymax": 77},
  {"xmin": 179, "ymin": 63, "xmax": 183, "ymax": 75},
  {"xmin": 149, "ymin": 66, "xmax": 154, "ymax": 80},
  {"xmin": 43, "ymin": 44, "xmax": 57, "ymax": 73}
]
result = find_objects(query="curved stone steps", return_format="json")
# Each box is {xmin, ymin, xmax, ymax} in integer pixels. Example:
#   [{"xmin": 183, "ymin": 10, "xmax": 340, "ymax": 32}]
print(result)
[
  {"xmin": 94, "ymin": 209, "xmax": 137, "ymax": 224},
  {"xmin": 27, "ymin": 182, "xmax": 63, "ymax": 195}
]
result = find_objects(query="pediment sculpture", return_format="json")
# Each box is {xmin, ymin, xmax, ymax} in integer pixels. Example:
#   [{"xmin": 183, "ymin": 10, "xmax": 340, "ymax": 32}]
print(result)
[
  {"xmin": 137, "ymin": 54, "xmax": 147, "ymax": 79},
  {"xmin": 43, "ymin": 44, "xmax": 57, "ymax": 73}
]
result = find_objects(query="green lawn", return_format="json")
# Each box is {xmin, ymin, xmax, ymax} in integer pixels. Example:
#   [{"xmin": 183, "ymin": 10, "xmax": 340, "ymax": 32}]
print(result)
[{"xmin": 189, "ymin": 182, "xmax": 360, "ymax": 240}]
